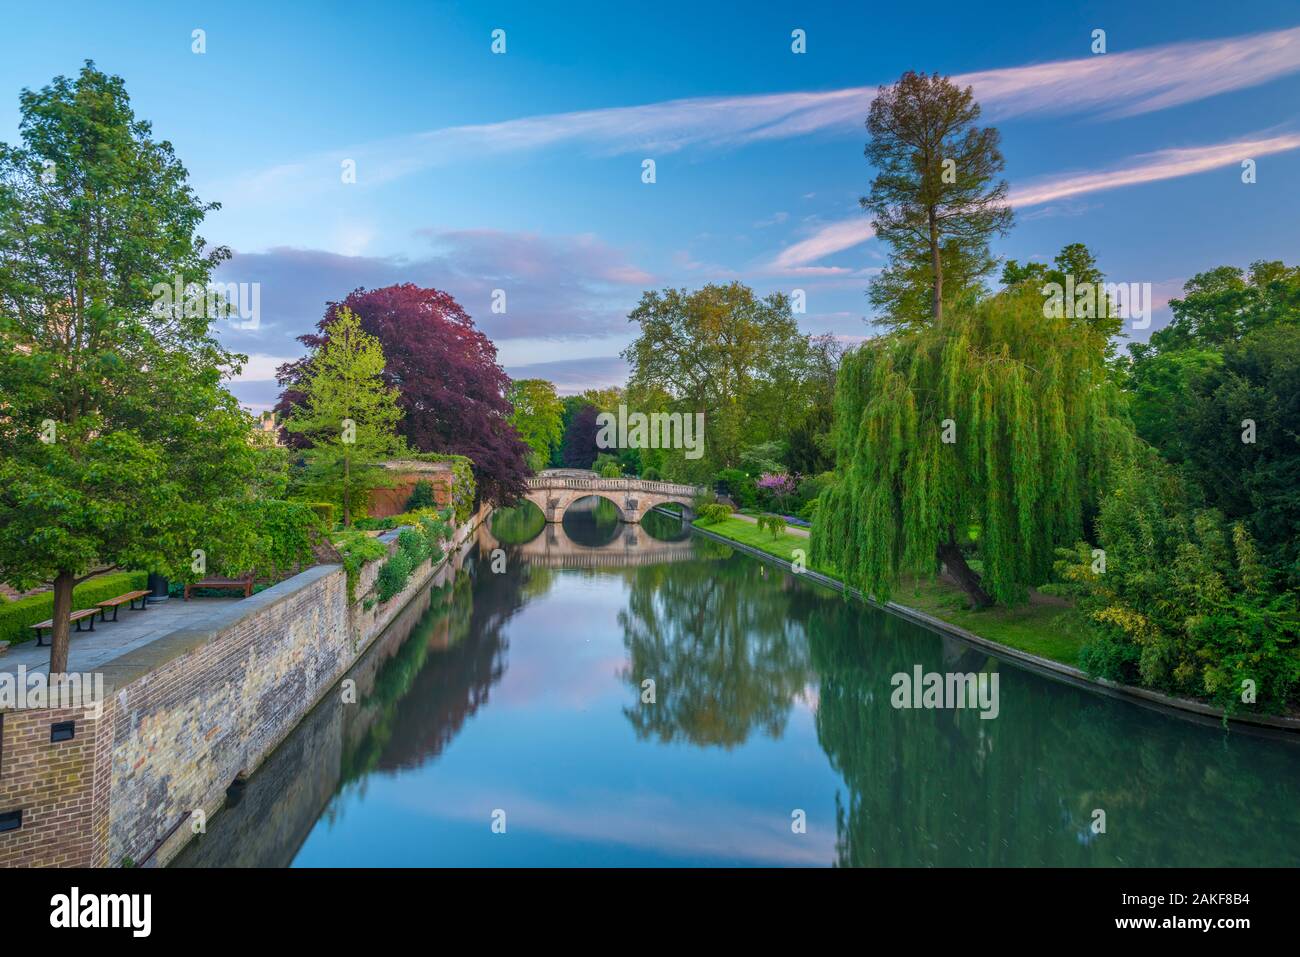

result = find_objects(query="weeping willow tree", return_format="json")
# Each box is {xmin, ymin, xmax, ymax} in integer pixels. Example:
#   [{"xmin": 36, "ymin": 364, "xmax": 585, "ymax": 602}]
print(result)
[{"xmin": 812, "ymin": 287, "xmax": 1131, "ymax": 607}]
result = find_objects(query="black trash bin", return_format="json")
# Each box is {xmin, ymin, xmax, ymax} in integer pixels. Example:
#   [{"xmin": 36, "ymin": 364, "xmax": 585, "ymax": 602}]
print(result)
[{"xmin": 146, "ymin": 572, "xmax": 170, "ymax": 603}]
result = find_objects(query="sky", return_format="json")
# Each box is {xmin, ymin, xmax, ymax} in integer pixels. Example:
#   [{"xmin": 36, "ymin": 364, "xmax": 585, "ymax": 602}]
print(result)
[{"xmin": 2, "ymin": 0, "xmax": 1299, "ymax": 409}]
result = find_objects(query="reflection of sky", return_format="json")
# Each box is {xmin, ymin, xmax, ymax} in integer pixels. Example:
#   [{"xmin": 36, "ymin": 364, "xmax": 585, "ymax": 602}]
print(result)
[{"xmin": 293, "ymin": 569, "xmax": 843, "ymax": 867}]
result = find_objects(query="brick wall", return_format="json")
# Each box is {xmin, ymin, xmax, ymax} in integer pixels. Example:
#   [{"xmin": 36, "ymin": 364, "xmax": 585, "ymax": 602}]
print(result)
[
  {"xmin": 0, "ymin": 503, "xmax": 488, "ymax": 868},
  {"xmin": 0, "ymin": 706, "xmax": 111, "ymax": 867}
]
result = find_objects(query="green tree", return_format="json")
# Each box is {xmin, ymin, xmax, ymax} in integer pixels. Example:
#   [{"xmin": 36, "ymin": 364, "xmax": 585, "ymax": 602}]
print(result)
[
  {"xmin": 812, "ymin": 287, "xmax": 1131, "ymax": 607},
  {"xmin": 862, "ymin": 71, "xmax": 1014, "ymax": 327},
  {"xmin": 623, "ymin": 282, "xmax": 814, "ymax": 478},
  {"xmin": 284, "ymin": 307, "xmax": 403, "ymax": 526},
  {"xmin": 507, "ymin": 378, "xmax": 564, "ymax": 472},
  {"xmin": 0, "ymin": 63, "xmax": 258, "ymax": 673}
]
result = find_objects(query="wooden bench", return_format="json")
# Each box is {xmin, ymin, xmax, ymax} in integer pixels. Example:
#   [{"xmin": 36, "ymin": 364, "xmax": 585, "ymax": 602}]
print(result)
[
  {"xmin": 31, "ymin": 608, "xmax": 98, "ymax": 646},
  {"xmin": 96, "ymin": 589, "xmax": 151, "ymax": 622},
  {"xmin": 184, "ymin": 576, "xmax": 254, "ymax": 600}
]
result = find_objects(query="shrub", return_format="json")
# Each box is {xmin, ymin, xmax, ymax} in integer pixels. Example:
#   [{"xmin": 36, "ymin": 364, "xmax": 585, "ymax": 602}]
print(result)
[
  {"xmin": 243, "ymin": 499, "xmax": 322, "ymax": 580},
  {"xmin": 641, "ymin": 466, "xmax": 662, "ymax": 481},
  {"xmin": 757, "ymin": 513, "xmax": 788, "ymax": 538},
  {"xmin": 397, "ymin": 527, "xmax": 429, "ymax": 566},
  {"xmin": 334, "ymin": 530, "xmax": 388, "ymax": 602},
  {"xmin": 307, "ymin": 502, "xmax": 335, "ymax": 527},
  {"xmin": 353, "ymin": 517, "xmax": 397, "ymax": 531},
  {"xmin": 598, "ymin": 460, "xmax": 622, "ymax": 478},
  {"xmin": 0, "ymin": 571, "xmax": 147, "ymax": 645},
  {"xmin": 405, "ymin": 480, "xmax": 436, "ymax": 511},
  {"xmin": 714, "ymin": 468, "xmax": 757, "ymax": 509},
  {"xmin": 1054, "ymin": 454, "xmax": 1300, "ymax": 713},
  {"xmin": 400, "ymin": 453, "xmax": 476, "ymax": 525},
  {"xmin": 376, "ymin": 550, "xmax": 414, "ymax": 602},
  {"xmin": 697, "ymin": 503, "xmax": 732, "ymax": 525}
]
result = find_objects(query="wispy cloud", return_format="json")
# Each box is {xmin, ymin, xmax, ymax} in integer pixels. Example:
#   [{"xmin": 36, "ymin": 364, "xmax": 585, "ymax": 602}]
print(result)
[
  {"xmin": 767, "ymin": 131, "xmax": 1300, "ymax": 270},
  {"xmin": 226, "ymin": 26, "xmax": 1300, "ymax": 203}
]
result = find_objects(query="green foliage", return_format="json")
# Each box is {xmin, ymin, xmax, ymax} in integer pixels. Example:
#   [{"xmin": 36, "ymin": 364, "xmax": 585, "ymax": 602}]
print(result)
[
  {"xmin": 398, "ymin": 453, "xmax": 476, "ymax": 525},
  {"xmin": 0, "ymin": 571, "xmax": 146, "ymax": 645},
  {"xmin": 862, "ymin": 71, "xmax": 1013, "ymax": 327},
  {"xmin": 598, "ymin": 459, "xmax": 623, "ymax": 478},
  {"xmin": 757, "ymin": 513, "xmax": 788, "ymax": 538},
  {"xmin": 622, "ymin": 283, "xmax": 824, "ymax": 474},
  {"xmin": 396, "ymin": 527, "xmax": 429, "ymax": 566},
  {"xmin": 373, "ymin": 512, "xmax": 451, "ymax": 604},
  {"xmin": 697, "ymin": 503, "xmax": 733, "ymax": 525},
  {"xmin": 307, "ymin": 502, "xmax": 336, "ymax": 527},
  {"xmin": 641, "ymin": 466, "xmax": 662, "ymax": 481},
  {"xmin": 404, "ymin": 480, "xmax": 435, "ymax": 511},
  {"xmin": 1126, "ymin": 263, "xmax": 1300, "ymax": 579},
  {"xmin": 375, "ymin": 550, "xmax": 414, "ymax": 603},
  {"xmin": 235, "ymin": 499, "xmax": 321, "ymax": 581},
  {"xmin": 714, "ymin": 468, "xmax": 758, "ymax": 509},
  {"xmin": 283, "ymin": 307, "xmax": 405, "ymax": 526},
  {"xmin": 813, "ymin": 287, "xmax": 1132, "ymax": 606},
  {"xmin": 0, "ymin": 63, "xmax": 268, "ymax": 667},
  {"xmin": 507, "ymin": 378, "xmax": 564, "ymax": 470},
  {"xmin": 333, "ymin": 530, "xmax": 387, "ymax": 602},
  {"xmin": 1054, "ymin": 454, "xmax": 1300, "ymax": 712}
]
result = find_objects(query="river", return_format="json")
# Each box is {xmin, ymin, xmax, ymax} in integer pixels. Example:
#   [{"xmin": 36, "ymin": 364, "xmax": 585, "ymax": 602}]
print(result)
[{"xmin": 172, "ymin": 498, "xmax": 1300, "ymax": 867}]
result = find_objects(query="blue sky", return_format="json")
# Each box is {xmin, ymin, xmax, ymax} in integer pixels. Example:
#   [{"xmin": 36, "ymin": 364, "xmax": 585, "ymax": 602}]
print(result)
[{"xmin": 2, "ymin": 0, "xmax": 1299, "ymax": 408}]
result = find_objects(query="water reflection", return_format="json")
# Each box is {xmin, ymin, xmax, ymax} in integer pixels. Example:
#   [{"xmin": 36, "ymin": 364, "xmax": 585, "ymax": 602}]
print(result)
[
  {"xmin": 561, "ymin": 495, "xmax": 621, "ymax": 546},
  {"xmin": 639, "ymin": 506, "xmax": 691, "ymax": 542},
  {"xmin": 174, "ymin": 519, "xmax": 1300, "ymax": 868},
  {"xmin": 488, "ymin": 501, "xmax": 546, "ymax": 545}
]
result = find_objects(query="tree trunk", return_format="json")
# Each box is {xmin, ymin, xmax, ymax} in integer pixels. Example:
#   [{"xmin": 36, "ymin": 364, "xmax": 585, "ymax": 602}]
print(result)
[
  {"xmin": 49, "ymin": 570, "xmax": 75, "ymax": 675},
  {"xmin": 343, "ymin": 449, "xmax": 351, "ymax": 527},
  {"xmin": 936, "ymin": 541, "xmax": 993, "ymax": 609},
  {"xmin": 929, "ymin": 206, "xmax": 943, "ymax": 323}
]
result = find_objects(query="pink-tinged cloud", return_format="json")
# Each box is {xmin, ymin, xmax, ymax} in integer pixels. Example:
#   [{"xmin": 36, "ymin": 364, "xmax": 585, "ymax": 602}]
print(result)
[
  {"xmin": 767, "ymin": 131, "xmax": 1300, "ymax": 270},
  {"xmin": 1006, "ymin": 133, "xmax": 1300, "ymax": 206}
]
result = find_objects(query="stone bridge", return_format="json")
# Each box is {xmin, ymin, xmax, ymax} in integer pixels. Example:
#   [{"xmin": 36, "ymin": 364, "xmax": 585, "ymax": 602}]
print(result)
[{"xmin": 523, "ymin": 470, "xmax": 704, "ymax": 524}]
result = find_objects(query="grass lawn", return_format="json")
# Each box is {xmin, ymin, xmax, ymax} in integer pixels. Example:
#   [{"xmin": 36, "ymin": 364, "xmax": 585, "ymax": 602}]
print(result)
[
  {"xmin": 695, "ymin": 517, "xmax": 811, "ymax": 564},
  {"xmin": 694, "ymin": 517, "xmax": 1090, "ymax": 668}
]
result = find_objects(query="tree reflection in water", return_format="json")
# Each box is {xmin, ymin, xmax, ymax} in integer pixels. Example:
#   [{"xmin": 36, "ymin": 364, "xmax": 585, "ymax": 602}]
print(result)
[{"xmin": 619, "ymin": 556, "xmax": 813, "ymax": 748}]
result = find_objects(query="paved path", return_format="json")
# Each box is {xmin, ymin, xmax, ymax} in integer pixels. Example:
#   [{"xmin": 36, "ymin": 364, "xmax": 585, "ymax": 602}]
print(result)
[{"xmin": 0, "ymin": 596, "xmax": 240, "ymax": 677}]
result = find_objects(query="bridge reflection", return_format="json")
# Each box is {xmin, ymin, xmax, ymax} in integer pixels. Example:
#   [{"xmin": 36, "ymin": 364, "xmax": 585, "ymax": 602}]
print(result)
[{"xmin": 478, "ymin": 507, "xmax": 698, "ymax": 569}]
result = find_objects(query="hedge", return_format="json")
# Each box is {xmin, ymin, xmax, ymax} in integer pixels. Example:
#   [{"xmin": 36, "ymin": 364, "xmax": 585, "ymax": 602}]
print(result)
[{"xmin": 0, "ymin": 571, "xmax": 148, "ymax": 646}]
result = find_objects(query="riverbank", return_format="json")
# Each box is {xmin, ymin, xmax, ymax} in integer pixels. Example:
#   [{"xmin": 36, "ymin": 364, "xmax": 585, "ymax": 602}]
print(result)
[
  {"xmin": 692, "ymin": 516, "xmax": 1300, "ymax": 736},
  {"xmin": 0, "ymin": 502, "xmax": 490, "ymax": 868}
]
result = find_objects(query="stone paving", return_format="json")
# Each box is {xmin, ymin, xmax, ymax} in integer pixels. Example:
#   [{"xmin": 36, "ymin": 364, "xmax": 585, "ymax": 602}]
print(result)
[{"xmin": 0, "ymin": 596, "xmax": 241, "ymax": 677}]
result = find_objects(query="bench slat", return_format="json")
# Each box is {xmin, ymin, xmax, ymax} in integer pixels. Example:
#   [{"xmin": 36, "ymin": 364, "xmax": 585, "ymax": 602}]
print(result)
[{"xmin": 30, "ymin": 608, "xmax": 98, "ymax": 629}]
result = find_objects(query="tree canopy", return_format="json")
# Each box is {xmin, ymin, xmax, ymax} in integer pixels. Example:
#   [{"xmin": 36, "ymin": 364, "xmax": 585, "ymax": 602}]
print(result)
[
  {"xmin": 862, "ymin": 70, "xmax": 1013, "ymax": 327},
  {"xmin": 277, "ymin": 283, "xmax": 530, "ymax": 504},
  {"xmin": 507, "ymin": 378, "xmax": 564, "ymax": 472},
  {"xmin": 0, "ymin": 62, "xmax": 261, "ymax": 671},
  {"xmin": 283, "ymin": 308, "xmax": 404, "ymax": 525},
  {"xmin": 812, "ymin": 287, "xmax": 1131, "ymax": 607},
  {"xmin": 622, "ymin": 282, "xmax": 817, "ymax": 480}
]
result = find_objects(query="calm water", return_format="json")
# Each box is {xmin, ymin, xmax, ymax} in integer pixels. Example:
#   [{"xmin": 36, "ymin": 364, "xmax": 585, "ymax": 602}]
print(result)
[{"xmin": 175, "ymin": 499, "xmax": 1300, "ymax": 867}]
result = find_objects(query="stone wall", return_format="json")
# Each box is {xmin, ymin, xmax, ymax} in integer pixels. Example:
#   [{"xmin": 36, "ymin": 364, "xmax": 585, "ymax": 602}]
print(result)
[{"xmin": 0, "ymin": 503, "xmax": 489, "ymax": 868}]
